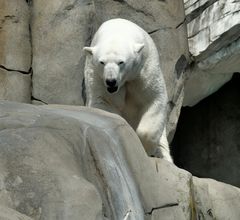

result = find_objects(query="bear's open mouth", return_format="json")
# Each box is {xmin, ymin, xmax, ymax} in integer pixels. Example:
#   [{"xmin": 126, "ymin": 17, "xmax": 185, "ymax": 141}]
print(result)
[{"xmin": 107, "ymin": 86, "xmax": 118, "ymax": 93}]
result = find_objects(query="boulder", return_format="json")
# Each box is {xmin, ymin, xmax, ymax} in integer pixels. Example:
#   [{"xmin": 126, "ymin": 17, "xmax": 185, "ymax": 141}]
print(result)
[{"xmin": 0, "ymin": 101, "xmax": 240, "ymax": 219}]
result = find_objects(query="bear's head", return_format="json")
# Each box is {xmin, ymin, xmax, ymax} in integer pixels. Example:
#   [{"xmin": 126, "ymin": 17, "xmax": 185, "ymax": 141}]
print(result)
[{"xmin": 84, "ymin": 39, "xmax": 144, "ymax": 94}]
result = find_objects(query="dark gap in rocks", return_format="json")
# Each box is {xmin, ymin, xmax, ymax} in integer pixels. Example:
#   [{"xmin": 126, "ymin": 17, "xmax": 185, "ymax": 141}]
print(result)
[
  {"xmin": 148, "ymin": 26, "xmax": 172, "ymax": 35},
  {"xmin": 82, "ymin": 77, "xmax": 86, "ymax": 105},
  {"xmin": 113, "ymin": 0, "xmax": 125, "ymax": 2},
  {"xmin": 176, "ymin": 18, "xmax": 186, "ymax": 29},
  {"xmin": 31, "ymin": 96, "xmax": 48, "ymax": 105},
  {"xmin": 171, "ymin": 73, "xmax": 240, "ymax": 187},
  {"xmin": 0, "ymin": 65, "xmax": 31, "ymax": 75},
  {"xmin": 145, "ymin": 203, "xmax": 179, "ymax": 215},
  {"xmin": 26, "ymin": 0, "xmax": 32, "ymax": 5},
  {"xmin": 175, "ymin": 55, "xmax": 188, "ymax": 79}
]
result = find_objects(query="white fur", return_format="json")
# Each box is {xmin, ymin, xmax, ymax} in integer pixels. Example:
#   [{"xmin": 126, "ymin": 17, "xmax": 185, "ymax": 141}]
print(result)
[{"xmin": 84, "ymin": 18, "xmax": 172, "ymax": 162}]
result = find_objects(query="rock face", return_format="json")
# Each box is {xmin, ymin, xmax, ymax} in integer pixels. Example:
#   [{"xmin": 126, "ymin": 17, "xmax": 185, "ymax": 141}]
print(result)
[
  {"xmin": 0, "ymin": 0, "xmax": 32, "ymax": 103},
  {"xmin": 31, "ymin": 0, "xmax": 95, "ymax": 105},
  {"xmin": 0, "ymin": 0, "xmax": 31, "ymax": 72},
  {"xmin": 0, "ymin": 101, "xmax": 240, "ymax": 220},
  {"xmin": 173, "ymin": 74, "xmax": 240, "ymax": 187},
  {"xmin": 183, "ymin": 0, "xmax": 240, "ymax": 106}
]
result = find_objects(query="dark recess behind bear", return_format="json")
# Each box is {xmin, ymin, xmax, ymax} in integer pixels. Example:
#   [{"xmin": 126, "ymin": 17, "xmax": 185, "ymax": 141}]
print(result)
[{"xmin": 172, "ymin": 73, "xmax": 240, "ymax": 187}]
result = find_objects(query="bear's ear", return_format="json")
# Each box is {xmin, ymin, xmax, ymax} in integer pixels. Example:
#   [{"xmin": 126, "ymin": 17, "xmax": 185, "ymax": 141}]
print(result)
[
  {"xmin": 83, "ymin": 47, "xmax": 95, "ymax": 55},
  {"xmin": 134, "ymin": 43, "xmax": 144, "ymax": 53}
]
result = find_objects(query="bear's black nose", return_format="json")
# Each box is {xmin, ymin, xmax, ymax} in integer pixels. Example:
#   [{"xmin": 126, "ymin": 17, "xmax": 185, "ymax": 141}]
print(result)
[{"xmin": 106, "ymin": 79, "xmax": 117, "ymax": 87}]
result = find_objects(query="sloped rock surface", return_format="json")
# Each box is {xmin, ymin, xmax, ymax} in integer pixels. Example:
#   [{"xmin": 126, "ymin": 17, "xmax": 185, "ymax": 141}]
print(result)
[{"xmin": 0, "ymin": 101, "xmax": 240, "ymax": 220}]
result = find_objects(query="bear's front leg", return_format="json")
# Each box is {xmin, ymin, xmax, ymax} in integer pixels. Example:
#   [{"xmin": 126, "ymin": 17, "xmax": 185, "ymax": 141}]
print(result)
[{"xmin": 136, "ymin": 103, "xmax": 173, "ymax": 163}]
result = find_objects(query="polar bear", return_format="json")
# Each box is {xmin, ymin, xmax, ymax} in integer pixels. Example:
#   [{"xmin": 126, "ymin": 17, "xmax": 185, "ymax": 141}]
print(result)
[{"xmin": 83, "ymin": 18, "xmax": 172, "ymax": 162}]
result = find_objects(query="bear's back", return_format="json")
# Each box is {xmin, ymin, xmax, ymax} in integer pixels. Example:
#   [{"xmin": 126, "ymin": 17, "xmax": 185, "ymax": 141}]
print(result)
[{"xmin": 95, "ymin": 18, "xmax": 147, "ymax": 44}]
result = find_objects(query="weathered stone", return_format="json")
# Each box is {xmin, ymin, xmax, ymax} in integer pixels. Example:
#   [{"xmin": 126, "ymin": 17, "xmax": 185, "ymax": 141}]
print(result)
[
  {"xmin": 183, "ymin": 36, "xmax": 240, "ymax": 106},
  {"xmin": 183, "ymin": 69, "xmax": 233, "ymax": 107},
  {"xmin": 0, "ymin": 0, "xmax": 31, "ymax": 72},
  {"xmin": 0, "ymin": 101, "xmax": 240, "ymax": 219},
  {"xmin": 0, "ymin": 69, "xmax": 31, "ymax": 103},
  {"xmin": 183, "ymin": 0, "xmax": 240, "ymax": 106},
  {"xmin": 0, "ymin": 103, "xmax": 103, "ymax": 220},
  {"xmin": 31, "ymin": 0, "xmax": 95, "ymax": 105},
  {"xmin": 0, "ymin": 101, "xmax": 193, "ymax": 219},
  {"xmin": 0, "ymin": 206, "xmax": 33, "ymax": 220},
  {"xmin": 193, "ymin": 177, "xmax": 240, "ymax": 220},
  {"xmin": 185, "ymin": 0, "xmax": 240, "ymax": 59}
]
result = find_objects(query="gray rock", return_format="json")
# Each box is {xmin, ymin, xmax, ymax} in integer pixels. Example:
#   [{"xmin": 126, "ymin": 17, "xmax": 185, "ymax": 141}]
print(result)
[
  {"xmin": 0, "ymin": 205, "xmax": 33, "ymax": 220},
  {"xmin": 0, "ymin": 0, "xmax": 31, "ymax": 72},
  {"xmin": 1, "ymin": 101, "xmax": 239, "ymax": 220},
  {"xmin": 0, "ymin": 69, "xmax": 31, "ymax": 103},
  {"xmin": 185, "ymin": 0, "xmax": 240, "ymax": 59},
  {"xmin": 31, "ymin": 0, "xmax": 95, "ymax": 105},
  {"xmin": 0, "ymin": 101, "xmax": 186, "ymax": 219},
  {"xmin": 193, "ymin": 177, "xmax": 240, "ymax": 220},
  {"xmin": 0, "ymin": 102, "xmax": 103, "ymax": 220}
]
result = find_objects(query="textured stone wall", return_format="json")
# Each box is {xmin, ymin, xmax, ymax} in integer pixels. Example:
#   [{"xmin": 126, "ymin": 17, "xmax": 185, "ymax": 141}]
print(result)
[
  {"xmin": 0, "ymin": 0, "xmax": 189, "ymax": 140},
  {"xmin": 183, "ymin": 0, "xmax": 240, "ymax": 106},
  {"xmin": 0, "ymin": 0, "xmax": 31, "ymax": 102}
]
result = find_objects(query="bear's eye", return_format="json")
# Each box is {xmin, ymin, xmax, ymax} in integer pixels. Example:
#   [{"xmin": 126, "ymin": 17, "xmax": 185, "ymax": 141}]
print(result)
[
  {"xmin": 118, "ymin": 61, "xmax": 124, "ymax": 65},
  {"xmin": 100, "ymin": 61, "xmax": 105, "ymax": 65}
]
